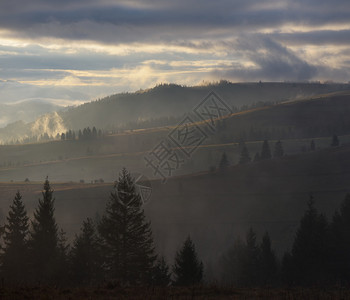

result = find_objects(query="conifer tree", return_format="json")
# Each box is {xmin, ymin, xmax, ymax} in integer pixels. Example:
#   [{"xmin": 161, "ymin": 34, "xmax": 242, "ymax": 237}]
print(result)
[
  {"xmin": 310, "ymin": 139, "xmax": 316, "ymax": 151},
  {"xmin": 173, "ymin": 236, "xmax": 203, "ymax": 286},
  {"xmin": 290, "ymin": 195, "xmax": 329, "ymax": 285},
  {"xmin": 273, "ymin": 140, "xmax": 284, "ymax": 158},
  {"xmin": 28, "ymin": 178, "xmax": 59, "ymax": 283},
  {"xmin": 70, "ymin": 218, "xmax": 103, "ymax": 285},
  {"xmin": 331, "ymin": 134, "xmax": 339, "ymax": 147},
  {"xmin": 330, "ymin": 194, "xmax": 350, "ymax": 282},
  {"xmin": 260, "ymin": 140, "xmax": 272, "ymax": 160},
  {"xmin": 152, "ymin": 256, "xmax": 171, "ymax": 286},
  {"xmin": 1, "ymin": 191, "xmax": 29, "ymax": 283},
  {"xmin": 253, "ymin": 152, "xmax": 260, "ymax": 162},
  {"xmin": 239, "ymin": 144, "xmax": 251, "ymax": 164},
  {"xmin": 242, "ymin": 228, "xmax": 260, "ymax": 286},
  {"xmin": 98, "ymin": 168, "xmax": 156, "ymax": 284},
  {"xmin": 219, "ymin": 152, "xmax": 229, "ymax": 171},
  {"xmin": 259, "ymin": 232, "xmax": 277, "ymax": 285}
]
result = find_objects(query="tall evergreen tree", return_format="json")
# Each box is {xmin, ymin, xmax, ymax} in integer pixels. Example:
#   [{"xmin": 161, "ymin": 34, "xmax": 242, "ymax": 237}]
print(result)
[
  {"xmin": 173, "ymin": 236, "xmax": 203, "ymax": 286},
  {"xmin": 310, "ymin": 139, "xmax": 316, "ymax": 151},
  {"xmin": 330, "ymin": 194, "xmax": 350, "ymax": 282},
  {"xmin": 70, "ymin": 218, "xmax": 103, "ymax": 285},
  {"xmin": 253, "ymin": 152, "xmax": 260, "ymax": 162},
  {"xmin": 98, "ymin": 168, "xmax": 156, "ymax": 284},
  {"xmin": 152, "ymin": 256, "xmax": 171, "ymax": 286},
  {"xmin": 239, "ymin": 144, "xmax": 251, "ymax": 164},
  {"xmin": 290, "ymin": 195, "xmax": 330, "ymax": 285},
  {"xmin": 242, "ymin": 228, "xmax": 260, "ymax": 286},
  {"xmin": 1, "ymin": 191, "xmax": 29, "ymax": 283},
  {"xmin": 331, "ymin": 134, "xmax": 339, "ymax": 147},
  {"xmin": 28, "ymin": 178, "xmax": 59, "ymax": 283},
  {"xmin": 273, "ymin": 140, "xmax": 284, "ymax": 158},
  {"xmin": 219, "ymin": 152, "xmax": 229, "ymax": 171},
  {"xmin": 260, "ymin": 140, "xmax": 272, "ymax": 160},
  {"xmin": 259, "ymin": 232, "xmax": 277, "ymax": 285}
]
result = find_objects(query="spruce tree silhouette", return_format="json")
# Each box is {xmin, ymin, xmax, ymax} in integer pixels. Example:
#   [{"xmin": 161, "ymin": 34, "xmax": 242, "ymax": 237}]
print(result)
[
  {"xmin": 331, "ymin": 134, "xmax": 339, "ymax": 147},
  {"xmin": 273, "ymin": 140, "xmax": 284, "ymax": 158},
  {"xmin": 260, "ymin": 140, "xmax": 271, "ymax": 160},
  {"xmin": 290, "ymin": 195, "xmax": 329, "ymax": 285},
  {"xmin": 239, "ymin": 143, "xmax": 251, "ymax": 164},
  {"xmin": 1, "ymin": 191, "xmax": 29, "ymax": 283},
  {"xmin": 29, "ymin": 177, "xmax": 59, "ymax": 283},
  {"xmin": 173, "ymin": 236, "xmax": 203, "ymax": 286},
  {"xmin": 219, "ymin": 152, "xmax": 229, "ymax": 172},
  {"xmin": 70, "ymin": 218, "xmax": 103, "ymax": 285},
  {"xmin": 99, "ymin": 168, "xmax": 156, "ymax": 284},
  {"xmin": 152, "ymin": 256, "xmax": 171, "ymax": 286},
  {"xmin": 259, "ymin": 232, "xmax": 277, "ymax": 285}
]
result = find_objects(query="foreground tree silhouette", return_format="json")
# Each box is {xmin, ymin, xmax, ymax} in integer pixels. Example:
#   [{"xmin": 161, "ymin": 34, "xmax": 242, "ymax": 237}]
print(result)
[
  {"xmin": 1, "ymin": 191, "xmax": 29, "ymax": 283},
  {"xmin": 260, "ymin": 140, "xmax": 272, "ymax": 160},
  {"xmin": 173, "ymin": 236, "xmax": 203, "ymax": 286},
  {"xmin": 273, "ymin": 140, "xmax": 284, "ymax": 158},
  {"xmin": 219, "ymin": 152, "xmax": 229, "ymax": 172},
  {"xmin": 310, "ymin": 139, "xmax": 316, "ymax": 151},
  {"xmin": 331, "ymin": 134, "xmax": 339, "ymax": 147},
  {"xmin": 70, "ymin": 218, "xmax": 103, "ymax": 285},
  {"xmin": 239, "ymin": 143, "xmax": 251, "ymax": 164},
  {"xmin": 99, "ymin": 168, "xmax": 156, "ymax": 284},
  {"xmin": 330, "ymin": 194, "xmax": 350, "ymax": 282},
  {"xmin": 259, "ymin": 232, "xmax": 278, "ymax": 285},
  {"xmin": 28, "ymin": 178, "xmax": 59, "ymax": 283},
  {"xmin": 289, "ymin": 195, "xmax": 329, "ymax": 285},
  {"xmin": 152, "ymin": 256, "xmax": 171, "ymax": 286}
]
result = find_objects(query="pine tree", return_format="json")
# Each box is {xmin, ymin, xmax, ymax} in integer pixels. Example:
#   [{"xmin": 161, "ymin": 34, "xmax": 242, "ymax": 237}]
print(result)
[
  {"xmin": 28, "ymin": 178, "xmax": 59, "ymax": 283},
  {"xmin": 219, "ymin": 152, "xmax": 229, "ymax": 171},
  {"xmin": 242, "ymin": 228, "xmax": 260, "ymax": 286},
  {"xmin": 310, "ymin": 139, "xmax": 316, "ymax": 151},
  {"xmin": 273, "ymin": 140, "xmax": 284, "ymax": 158},
  {"xmin": 253, "ymin": 152, "xmax": 260, "ymax": 162},
  {"xmin": 259, "ymin": 232, "xmax": 277, "ymax": 285},
  {"xmin": 152, "ymin": 256, "xmax": 171, "ymax": 286},
  {"xmin": 239, "ymin": 144, "xmax": 251, "ymax": 164},
  {"xmin": 55, "ymin": 229, "xmax": 69, "ymax": 284},
  {"xmin": 98, "ymin": 168, "xmax": 156, "ymax": 284},
  {"xmin": 331, "ymin": 134, "xmax": 339, "ymax": 147},
  {"xmin": 220, "ymin": 237, "xmax": 246, "ymax": 285},
  {"xmin": 290, "ymin": 195, "xmax": 330, "ymax": 285},
  {"xmin": 330, "ymin": 194, "xmax": 350, "ymax": 282},
  {"xmin": 70, "ymin": 218, "xmax": 103, "ymax": 285},
  {"xmin": 1, "ymin": 191, "xmax": 29, "ymax": 283},
  {"xmin": 173, "ymin": 236, "xmax": 203, "ymax": 286},
  {"xmin": 260, "ymin": 140, "xmax": 271, "ymax": 160}
]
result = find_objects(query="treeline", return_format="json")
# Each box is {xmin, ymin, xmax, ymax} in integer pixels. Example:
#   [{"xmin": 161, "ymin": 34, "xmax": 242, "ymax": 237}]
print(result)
[
  {"xmin": 219, "ymin": 194, "xmax": 350, "ymax": 286},
  {"xmin": 3, "ymin": 169, "xmax": 350, "ymax": 288},
  {"xmin": 0, "ymin": 169, "xmax": 203, "ymax": 287},
  {"xmin": 60, "ymin": 127, "xmax": 103, "ymax": 141}
]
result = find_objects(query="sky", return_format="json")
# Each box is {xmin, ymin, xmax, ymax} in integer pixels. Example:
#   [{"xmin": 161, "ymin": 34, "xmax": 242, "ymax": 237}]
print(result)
[{"xmin": 0, "ymin": 0, "xmax": 350, "ymax": 104}]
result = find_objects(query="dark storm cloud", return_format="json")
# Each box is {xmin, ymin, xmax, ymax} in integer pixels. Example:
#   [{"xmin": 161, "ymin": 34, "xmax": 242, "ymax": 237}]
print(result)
[
  {"xmin": 273, "ymin": 30, "xmax": 350, "ymax": 46},
  {"xmin": 0, "ymin": 0, "xmax": 350, "ymax": 43},
  {"xmin": 214, "ymin": 36, "xmax": 318, "ymax": 81}
]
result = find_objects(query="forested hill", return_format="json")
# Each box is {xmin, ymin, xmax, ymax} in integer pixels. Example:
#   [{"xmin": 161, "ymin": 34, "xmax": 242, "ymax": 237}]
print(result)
[{"xmin": 58, "ymin": 82, "xmax": 350, "ymax": 130}]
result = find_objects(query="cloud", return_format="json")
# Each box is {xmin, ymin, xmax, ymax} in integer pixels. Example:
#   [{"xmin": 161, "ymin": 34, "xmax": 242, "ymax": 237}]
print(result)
[
  {"xmin": 213, "ymin": 36, "xmax": 318, "ymax": 81},
  {"xmin": 0, "ymin": 0, "xmax": 349, "ymax": 102}
]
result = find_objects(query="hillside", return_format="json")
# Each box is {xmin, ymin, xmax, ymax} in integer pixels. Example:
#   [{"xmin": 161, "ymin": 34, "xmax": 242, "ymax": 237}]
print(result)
[
  {"xmin": 0, "ymin": 144, "xmax": 349, "ymax": 266},
  {"xmin": 1, "ymin": 81, "xmax": 350, "ymax": 143},
  {"xmin": 58, "ymin": 82, "xmax": 350, "ymax": 130}
]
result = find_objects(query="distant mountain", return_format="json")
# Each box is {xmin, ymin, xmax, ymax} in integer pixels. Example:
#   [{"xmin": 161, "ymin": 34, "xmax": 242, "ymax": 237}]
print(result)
[
  {"xmin": 58, "ymin": 82, "xmax": 350, "ymax": 130},
  {"xmin": 0, "ymin": 112, "xmax": 66, "ymax": 143},
  {"xmin": 0, "ymin": 100, "xmax": 62, "ymax": 127},
  {"xmin": 1, "ymin": 81, "xmax": 350, "ymax": 143}
]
